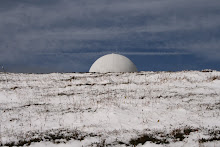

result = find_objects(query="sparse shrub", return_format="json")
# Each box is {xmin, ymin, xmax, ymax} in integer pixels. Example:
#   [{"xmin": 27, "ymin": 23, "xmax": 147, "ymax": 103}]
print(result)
[
  {"xmin": 1, "ymin": 129, "xmax": 99, "ymax": 146},
  {"xmin": 129, "ymin": 134, "xmax": 169, "ymax": 146},
  {"xmin": 171, "ymin": 127, "xmax": 199, "ymax": 141},
  {"xmin": 4, "ymin": 142, "xmax": 15, "ymax": 147},
  {"xmin": 199, "ymin": 137, "xmax": 220, "ymax": 143},
  {"xmin": 199, "ymin": 129, "xmax": 220, "ymax": 143},
  {"xmin": 201, "ymin": 69, "xmax": 213, "ymax": 72},
  {"xmin": 183, "ymin": 127, "xmax": 198, "ymax": 135},
  {"xmin": 171, "ymin": 129, "xmax": 185, "ymax": 141},
  {"xmin": 11, "ymin": 86, "xmax": 19, "ymax": 90},
  {"xmin": 210, "ymin": 76, "xmax": 220, "ymax": 81}
]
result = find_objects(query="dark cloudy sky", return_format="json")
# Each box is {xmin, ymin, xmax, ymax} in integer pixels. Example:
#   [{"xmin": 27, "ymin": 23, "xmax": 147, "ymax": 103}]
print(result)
[{"xmin": 0, "ymin": 0, "xmax": 220, "ymax": 73}]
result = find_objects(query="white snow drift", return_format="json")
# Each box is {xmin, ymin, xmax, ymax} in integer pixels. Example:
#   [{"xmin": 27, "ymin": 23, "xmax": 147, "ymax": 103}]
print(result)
[
  {"xmin": 0, "ymin": 71, "xmax": 220, "ymax": 146},
  {"xmin": 89, "ymin": 53, "xmax": 138, "ymax": 73}
]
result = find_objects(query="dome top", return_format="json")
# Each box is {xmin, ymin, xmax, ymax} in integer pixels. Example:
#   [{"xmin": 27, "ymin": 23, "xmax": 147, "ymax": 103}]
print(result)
[{"xmin": 89, "ymin": 53, "xmax": 138, "ymax": 73}]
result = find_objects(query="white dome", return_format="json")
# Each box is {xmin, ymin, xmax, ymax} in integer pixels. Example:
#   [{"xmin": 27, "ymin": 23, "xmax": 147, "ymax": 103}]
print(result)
[{"xmin": 89, "ymin": 53, "xmax": 138, "ymax": 73}]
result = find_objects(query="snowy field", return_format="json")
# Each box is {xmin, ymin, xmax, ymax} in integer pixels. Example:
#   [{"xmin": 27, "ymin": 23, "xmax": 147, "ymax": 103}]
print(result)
[{"xmin": 0, "ymin": 71, "xmax": 220, "ymax": 147}]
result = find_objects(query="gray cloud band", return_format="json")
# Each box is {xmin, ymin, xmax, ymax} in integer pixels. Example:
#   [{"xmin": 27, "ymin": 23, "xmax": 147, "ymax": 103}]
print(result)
[{"xmin": 0, "ymin": 0, "xmax": 220, "ymax": 63}]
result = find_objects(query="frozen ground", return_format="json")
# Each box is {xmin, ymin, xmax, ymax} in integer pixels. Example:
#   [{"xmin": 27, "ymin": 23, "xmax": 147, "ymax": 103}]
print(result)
[{"xmin": 0, "ymin": 71, "xmax": 220, "ymax": 147}]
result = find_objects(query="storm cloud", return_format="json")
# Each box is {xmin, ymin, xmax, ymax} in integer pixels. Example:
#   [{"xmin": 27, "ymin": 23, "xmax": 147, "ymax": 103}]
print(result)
[{"xmin": 0, "ymin": 0, "xmax": 220, "ymax": 72}]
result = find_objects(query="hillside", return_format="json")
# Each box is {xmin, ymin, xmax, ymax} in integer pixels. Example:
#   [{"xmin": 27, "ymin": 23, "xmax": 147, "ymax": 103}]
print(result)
[{"xmin": 0, "ymin": 71, "xmax": 220, "ymax": 147}]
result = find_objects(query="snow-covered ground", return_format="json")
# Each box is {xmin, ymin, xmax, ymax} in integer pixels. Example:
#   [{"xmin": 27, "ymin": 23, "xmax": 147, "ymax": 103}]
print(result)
[{"xmin": 0, "ymin": 71, "xmax": 220, "ymax": 147}]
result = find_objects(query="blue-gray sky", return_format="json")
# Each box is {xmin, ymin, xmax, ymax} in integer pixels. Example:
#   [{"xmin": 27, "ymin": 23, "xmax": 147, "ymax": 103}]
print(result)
[{"xmin": 0, "ymin": 0, "xmax": 220, "ymax": 73}]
